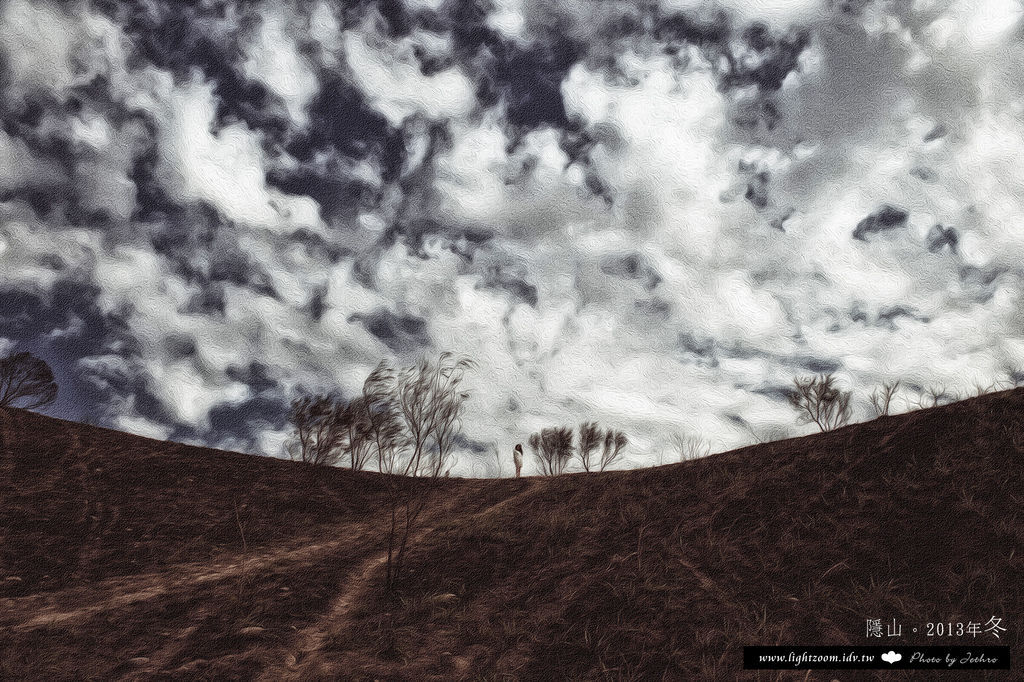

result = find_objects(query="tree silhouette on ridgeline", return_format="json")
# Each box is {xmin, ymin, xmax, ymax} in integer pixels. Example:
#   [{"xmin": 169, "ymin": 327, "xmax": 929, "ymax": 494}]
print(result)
[{"xmin": 0, "ymin": 351, "xmax": 58, "ymax": 410}]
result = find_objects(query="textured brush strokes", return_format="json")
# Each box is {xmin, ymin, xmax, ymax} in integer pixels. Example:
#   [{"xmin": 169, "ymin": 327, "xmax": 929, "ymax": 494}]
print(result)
[{"xmin": 0, "ymin": 0, "xmax": 1022, "ymax": 469}]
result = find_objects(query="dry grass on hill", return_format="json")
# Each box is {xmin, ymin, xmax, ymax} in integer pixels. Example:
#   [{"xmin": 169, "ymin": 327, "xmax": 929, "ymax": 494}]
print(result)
[{"xmin": 1, "ymin": 390, "xmax": 1022, "ymax": 679}]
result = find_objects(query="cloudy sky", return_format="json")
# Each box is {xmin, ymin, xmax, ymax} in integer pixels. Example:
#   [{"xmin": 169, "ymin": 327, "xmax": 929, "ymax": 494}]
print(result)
[{"xmin": 2, "ymin": 0, "xmax": 1024, "ymax": 472}]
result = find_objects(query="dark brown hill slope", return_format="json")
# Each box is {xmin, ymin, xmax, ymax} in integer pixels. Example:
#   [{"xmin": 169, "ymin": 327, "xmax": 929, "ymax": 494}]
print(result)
[{"xmin": 0, "ymin": 390, "xmax": 1021, "ymax": 680}]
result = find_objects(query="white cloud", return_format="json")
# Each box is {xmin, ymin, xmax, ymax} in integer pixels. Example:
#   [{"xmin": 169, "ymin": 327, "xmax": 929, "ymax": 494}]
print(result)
[
  {"xmin": 0, "ymin": 0, "xmax": 133, "ymax": 102},
  {"xmin": 0, "ymin": 0, "xmax": 80, "ymax": 97},
  {"xmin": 486, "ymin": 0, "xmax": 528, "ymax": 43},
  {"xmin": 7, "ymin": 0, "xmax": 1024, "ymax": 472},
  {"xmin": 69, "ymin": 110, "xmax": 148, "ymax": 222},
  {"xmin": 144, "ymin": 74, "xmax": 324, "ymax": 232},
  {"xmin": 342, "ymin": 27, "xmax": 476, "ymax": 126},
  {"xmin": 243, "ymin": 8, "xmax": 320, "ymax": 127},
  {"xmin": 0, "ymin": 205, "xmax": 100, "ymax": 295}
]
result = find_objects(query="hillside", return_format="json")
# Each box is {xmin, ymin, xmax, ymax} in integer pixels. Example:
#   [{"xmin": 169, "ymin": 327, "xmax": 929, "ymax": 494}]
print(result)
[{"xmin": 1, "ymin": 391, "xmax": 1022, "ymax": 680}]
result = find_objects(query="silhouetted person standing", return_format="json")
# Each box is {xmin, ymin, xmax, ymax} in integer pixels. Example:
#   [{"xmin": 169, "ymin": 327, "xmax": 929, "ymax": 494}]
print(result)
[{"xmin": 513, "ymin": 443, "xmax": 523, "ymax": 478}]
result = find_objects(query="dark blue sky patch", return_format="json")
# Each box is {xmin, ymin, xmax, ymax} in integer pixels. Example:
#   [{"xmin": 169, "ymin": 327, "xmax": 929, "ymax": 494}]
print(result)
[
  {"xmin": 926, "ymin": 224, "xmax": 958, "ymax": 253},
  {"xmin": 454, "ymin": 432, "xmax": 491, "ymax": 455},
  {"xmin": 634, "ymin": 297, "xmax": 671, "ymax": 320},
  {"xmin": 448, "ymin": 0, "xmax": 501, "ymax": 60},
  {"xmin": 582, "ymin": 170, "xmax": 615, "ymax": 206},
  {"xmin": 444, "ymin": 227, "xmax": 496, "ymax": 263},
  {"xmin": 201, "ymin": 390, "xmax": 290, "ymax": 453},
  {"xmin": 0, "ymin": 104, "xmax": 74, "ymax": 217},
  {"xmin": 289, "ymin": 227, "xmax": 351, "ymax": 265},
  {"xmin": 225, "ymin": 361, "xmax": 278, "ymax": 394},
  {"xmin": 558, "ymin": 121, "xmax": 599, "ymax": 165},
  {"xmin": 744, "ymin": 171, "xmax": 771, "ymax": 210},
  {"xmin": 676, "ymin": 332, "xmax": 719, "ymax": 368},
  {"xmin": 958, "ymin": 265, "xmax": 1004, "ymax": 288},
  {"xmin": 957, "ymin": 265, "xmax": 1008, "ymax": 305},
  {"xmin": 708, "ymin": 339, "xmax": 842, "ymax": 376},
  {"xmin": 292, "ymin": 75, "xmax": 405, "ymax": 181},
  {"xmin": 350, "ymin": 251, "xmax": 380, "ymax": 291},
  {"xmin": 600, "ymin": 253, "xmax": 661, "ymax": 291},
  {"xmin": 796, "ymin": 355, "xmax": 842, "ymax": 374},
  {"xmin": 349, "ymin": 308, "xmax": 431, "ymax": 353},
  {"xmin": 478, "ymin": 264, "xmax": 538, "ymax": 307},
  {"xmin": 389, "ymin": 218, "xmax": 449, "ymax": 256},
  {"xmin": 0, "ymin": 91, "xmax": 157, "ymax": 228},
  {"xmin": 923, "ymin": 123, "xmax": 947, "ymax": 142},
  {"xmin": 305, "ymin": 286, "xmax": 328, "ymax": 322},
  {"xmin": 467, "ymin": 31, "xmax": 582, "ymax": 133},
  {"xmin": 723, "ymin": 24, "xmax": 810, "ymax": 92},
  {"xmin": 0, "ymin": 281, "xmax": 132, "ymax": 424},
  {"xmin": 184, "ymin": 284, "xmax": 227, "ymax": 316},
  {"xmin": 146, "ymin": 205, "xmax": 279, "ymax": 300},
  {"xmin": 751, "ymin": 383, "xmax": 795, "ymax": 402},
  {"xmin": 876, "ymin": 305, "xmax": 930, "ymax": 329},
  {"xmin": 852, "ymin": 204, "xmax": 909, "ymax": 241},
  {"xmin": 266, "ymin": 164, "xmax": 378, "ymax": 223},
  {"xmin": 130, "ymin": 145, "xmax": 184, "ymax": 223},
  {"xmin": 654, "ymin": 9, "xmax": 730, "ymax": 48},
  {"xmin": 163, "ymin": 333, "xmax": 198, "ymax": 361},
  {"xmin": 147, "ymin": 203, "xmax": 220, "ymax": 262}
]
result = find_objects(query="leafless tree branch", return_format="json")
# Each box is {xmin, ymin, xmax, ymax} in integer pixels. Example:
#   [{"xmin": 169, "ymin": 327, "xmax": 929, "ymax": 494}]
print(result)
[
  {"xmin": 0, "ymin": 351, "xmax": 58, "ymax": 410},
  {"xmin": 789, "ymin": 373, "xmax": 852, "ymax": 432}
]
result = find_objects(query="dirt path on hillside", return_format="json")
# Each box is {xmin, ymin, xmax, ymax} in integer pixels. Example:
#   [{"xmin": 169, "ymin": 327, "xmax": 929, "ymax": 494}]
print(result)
[
  {"xmin": 259, "ymin": 480, "xmax": 540, "ymax": 681},
  {"xmin": 0, "ymin": 521, "xmax": 378, "ymax": 632},
  {"xmin": 1, "ymin": 477, "xmax": 540, "ymax": 678}
]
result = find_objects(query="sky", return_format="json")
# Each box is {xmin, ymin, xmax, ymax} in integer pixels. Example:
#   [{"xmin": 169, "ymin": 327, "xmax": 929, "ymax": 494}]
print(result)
[{"xmin": 2, "ymin": 0, "xmax": 1024, "ymax": 474}]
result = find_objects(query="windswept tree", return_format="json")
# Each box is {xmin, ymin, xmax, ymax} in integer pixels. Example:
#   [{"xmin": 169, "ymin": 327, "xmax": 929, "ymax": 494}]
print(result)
[
  {"xmin": 340, "ymin": 396, "xmax": 374, "ymax": 471},
  {"xmin": 576, "ymin": 421, "xmax": 601, "ymax": 472},
  {"xmin": 869, "ymin": 380, "xmax": 900, "ymax": 417},
  {"xmin": 362, "ymin": 361, "xmax": 406, "ymax": 476},
  {"xmin": 789, "ymin": 373, "xmax": 852, "ymax": 432},
  {"xmin": 364, "ymin": 353, "xmax": 475, "ymax": 588},
  {"xmin": 286, "ymin": 394, "xmax": 346, "ymax": 466},
  {"xmin": 671, "ymin": 432, "xmax": 709, "ymax": 462},
  {"xmin": 286, "ymin": 392, "xmax": 378, "ymax": 471},
  {"xmin": 0, "ymin": 351, "xmax": 58, "ymax": 410},
  {"xmin": 529, "ymin": 426, "xmax": 575, "ymax": 476},
  {"xmin": 394, "ymin": 352, "xmax": 474, "ymax": 478},
  {"xmin": 599, "ymin": 428, "xmax": 628, "ymax": 471},
  {"xmin": 916, "ymin": 384, "xmax": 957, "ymax": 409},
  {"xmin": 972, "ymin": 379, "xmax": 1007, "ymax": 397}
]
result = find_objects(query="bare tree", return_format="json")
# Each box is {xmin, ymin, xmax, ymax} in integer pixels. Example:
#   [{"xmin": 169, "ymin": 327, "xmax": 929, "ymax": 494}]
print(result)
[
  {"xmin": 576, "ymin": 422, "xmax": 601, "ymax": 472},
  {"xmin": 789, "ymin": 373, "xmax": 852, "ymax": 432},
  {"xmin": 869, "ymin": 380, "xmax": 900, "ymax": 417},
  {"xmin": 0, "ymin": 351, "xmax": 58, "ymax": 410},
  {"xmin": 365, "ymin": 353, "xmax": 474, "ymax": 589},
  {"xmin": 924, "ymin": 384, "xmax": 953, "ymax": 407},
  {"xmin": 362, "ymin": 361, "xmax": 406, "ymax": 475},
  {"xmin": 529, "ymin": 426, "xmax": 575, "ymax": 476},
  {"xmin": 340, "ymin": 396, "xmax": 374, "ymax": 471},
  {"xmin": 972, "ymin": 379, "xmax": 1008, "ymax": 397},
  {"xmin": 910, "ymin": 383, "xmax": 957, "ymax": 410},
  {"xmin": 671, "ymin": 432, "xmax": 710, "ymax": 461},
  {"xmin": 286, "ymin": 394, "xmax": 346, "ymax": 466},
  {"xmin": 599, "ymin": 428, "xmax": 628, "ymax": 471},
  {"xmin": 393, "ymin": 352, "xmax": 473, "ymax": 478}
]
